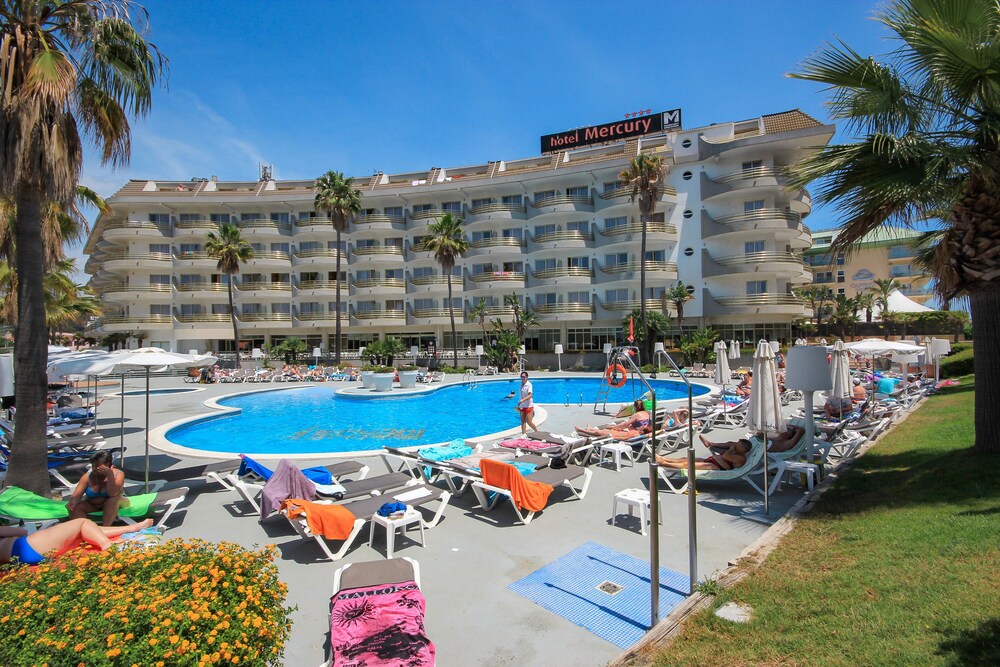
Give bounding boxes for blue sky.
[77,0,891,264]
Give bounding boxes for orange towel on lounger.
[480,458,553,512]
[281,499,356,540]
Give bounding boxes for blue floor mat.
[508,541,690,649]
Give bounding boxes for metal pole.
[648,381,659,627]
[119,374,125,463]
[144,367,150,493]
[763,426,769,516]
[686,374,697,592]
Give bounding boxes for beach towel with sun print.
[330,579,434,667]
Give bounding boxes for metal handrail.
[711,166,785,184]
[101,315,173,324]
[353,246,404,256]
[355,214,405,225]
[598,185,678,200]
[174,219,218,230]
[175,283,227,292]
[600,221,677,237]
[293,249,340,259]
[469,272,525,282]
[715,209,801,225]
[600,261,677,275]
[353,278,405,289]
[295,312,344,321]
[235,281,292,292]
[102,284,172,293]
[237,313,292,322]
[295,280,341,290]
[531,230,593,243]
[410,275,450,286]
[103,252,172,262]
[469,237,525,249]
[352,310,405,319]
[238,220,291,231]
[714,294,805,306]
[714,252,805,267]
[176,314,231,324]
[409,208,451,221]
[246,251,291,260]
[469,202,527,215]
[173,251,213,260]
[412,308,454,318]
[531,267,591,279]
[533,303,591,314]
[105,221,163,231]
[600,299,661,311]
[530,194,593,208]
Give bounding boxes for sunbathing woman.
[0,518,154,565]
[67,451,125,526]
[577,400,652,439]
[736,371,753,397]
[657,438,751,470]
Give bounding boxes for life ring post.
[605,363,628,388]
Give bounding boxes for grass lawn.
[653,378,1000,667]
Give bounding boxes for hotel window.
[241,213,263,221]
[412,203,432,213]
[645,287,665,299]
[441,201,461,214]
[150,274,171,285]
[648,212,665,223]
[745,240,765,255]
[741,160,763,174]
[299,272,319,282]
[386,238,403,248]
[508,294,525,308]
[242,273,263,285]
[299,302,321,315]
[149,243,169,255]
[472,263,494,276]
[386,300,404,312]
[481,296,500,308]
[501,194,523,206]
[178,213,201,222]
[837,270,845,283]
[148,213,169,225]
[242,303,263,315]
[179,243,201,255]
[838,288,846,295]
[645,249,665,262]
[250,243,265,253]
[150,304,170,316]
[604,253,628,268]
[385,268,403,280]
[356,270,376,282]
[413,298,435,311]
[384,206,403,218]
[746,280,767,295]
[328,240,345,251]
[180,304,203,316]
[362,209,377,218]
[356,239,377,249]
[605,289,629,304]
[270,273,289,283]
[502,228,523,240]
[270,243,289,254]
[533,189,555,202]
[603,181,623,193]
[568,256,589,269]
[535,258,557,272]
[271,303,291,314]
[211,274,230,284]
[270,212,290,223]
[568,291,589,304]
[298,241,321,252]
[211,304,230,315]
[836,252,845,265]
[536,293,558,306]
[604,216,628,230]
[566,186,589,198]
[534,224,556,236]
[445,297,462,309]
[567,326,616,352]
[815,271,834,284]
[329,301,345,313]
[744,200,765,212]
[502,261,523,273]
[210,213,231,224]
[412,267,434,279]
[471,198,492,210]
[298,211,319,220]
[567,220,589,234]
[471,231,495,243]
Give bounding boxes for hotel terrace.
[84,109,834,357]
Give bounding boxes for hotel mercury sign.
[540,109,682,153]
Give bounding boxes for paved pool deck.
[90,371,810,667]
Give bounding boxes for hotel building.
[84,109,834,358]
[803,226,934,305]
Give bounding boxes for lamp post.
[411,345,420,367]
[651,342,665,378]
[785,346,832,460]
[251,348,263,370]
[475,344,484,370]
[931,338,951,384]
[554,344,563,372]
[313,347,322,367]
[518,345,526,373]
[603,342,613,370]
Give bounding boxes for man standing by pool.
[518,371,537,435]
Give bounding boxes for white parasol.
[746,340,785,515]
[728,340,740,360]
[829,340,853,419]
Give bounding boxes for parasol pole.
[144,367,150,493]
[119,373,126,464]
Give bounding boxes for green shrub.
[949,342,972,355]
[0,539,293,666]
[940,348,974,378]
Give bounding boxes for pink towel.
[497,438,551,451]
[330,580,435,667]
[260,459,315,520]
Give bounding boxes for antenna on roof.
[259,163,273,181]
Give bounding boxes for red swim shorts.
[520,407,534,415]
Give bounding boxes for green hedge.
[940,348,974,378]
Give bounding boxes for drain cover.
[596,580,624,596]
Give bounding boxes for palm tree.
[426,213,468,367]
[787,0,1000,453]
[829,294,860,339]
[869,278,902,338]
[469,297,489,345]
[313,171,361,364]
[795,285,834,329]
[855,292,876,324]
[504,292,538,342]
[664,281,693,340]
[1,0,163,494]
[205,223,254,354]
[619,154,667,357]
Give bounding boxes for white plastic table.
[598,441,636,472]
[611,488,661,536]
[369,506,425,558]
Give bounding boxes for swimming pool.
[114,387,204,397]
[164,377,709,456]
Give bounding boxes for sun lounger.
[226,456,371,514]
[657,438,773,496]
[322,557,434,667]
[0,484,188,530]
[121,458,244,491]
[282,482,451,561]
[464,458,593,525]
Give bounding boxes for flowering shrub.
[0,539,293,666]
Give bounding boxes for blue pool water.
[166,378,708,456]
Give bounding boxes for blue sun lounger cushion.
[416,438,472,478]
[238,455,335,486]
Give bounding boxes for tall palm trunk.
[970,290,1000,454]
[227,274,238,356]
[447,273,457,368]
[6,190,52,494]
[676,303,685,338]
[334,229,343,364]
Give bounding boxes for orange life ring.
[605,364,628,388]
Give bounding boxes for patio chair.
[0,484,188,530]
[226,455,370,513]
[322,557,434,667]
[466,457,593,525]
[281,482,451,561]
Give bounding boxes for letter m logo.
[662,109,682,129]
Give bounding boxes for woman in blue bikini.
[67,451,125,526]
[0,518,154,566]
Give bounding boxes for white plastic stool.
[782,460,818,491]
[599,442,636,472]
[369,506,425,558]
[611,488,661,536]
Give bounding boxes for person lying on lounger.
[577,400,652,438]
[657,438,751,470]
[764,425,805,453]
[0,518,154,566]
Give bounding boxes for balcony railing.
[237,313,292,322]
[600,261,677,275]
[102,252,172,262]
[294,217,334,227]
[410,208,451,221]
[467,306,514,317]
[236,281,292,292]
[353,278,405,289]
[469,202,527,216]
[531,267,591,279]
[598,185,677,200]
[714,294,805,307]
[715,209,801,225]
[600,221,677,237]
[469,272,525,283]
[238,219,291,231]
[355,214,405,225]
[410,242,432,253]
[353,309,405,319]
[714,252,805,267]
[175,283,228,293]
[176,314,231,324]
[412,308,454,318]
[102,284,172,294]
[246,251,291,261]
[530,194,594,208]
[295,280,342,290]
[105,221,164,231]
[173,251,213,261]
[293,249,340,260]
[469,237,525,249]
[296,312,343,321]
[101,315,173,325]
[174,219,218,230]
[711,166,785,184]
[534,303,592,314]
[353,245,404,256]
[410,275,451,286]
[531,230,593,243]
[600,299,661,312]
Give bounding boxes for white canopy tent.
[872,289,934,317]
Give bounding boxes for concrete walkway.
[87,371,809,667]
